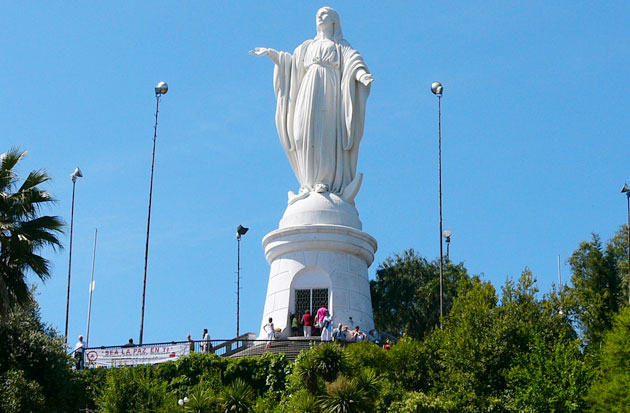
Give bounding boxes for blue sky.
[2,2,628,346]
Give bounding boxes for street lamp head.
[431,81,443,96]
[155,81,168,96]
[70,167,83,182]
[236,225,249,239]
[442,229,452,242]
[621,183,630,194]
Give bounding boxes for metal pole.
[557,254,562,288]
[140,94,161,345]
[85,228,98,348]
[64,179,77,345]
[438,94,444,329]
[237,236,241,337]
[626,193,630,304]
[445,239,450,262]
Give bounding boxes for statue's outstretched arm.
[249,47,280,65]
[355,68,373,86]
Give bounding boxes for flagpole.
[85,228,98,348]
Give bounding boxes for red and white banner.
[85,343,190,368]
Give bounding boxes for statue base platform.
[258,223,377,339]
[280,191,362,230]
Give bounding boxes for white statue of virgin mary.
[251,7,373,204]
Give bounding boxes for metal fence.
[81,333,391,367]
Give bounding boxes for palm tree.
[218,379,255,413]
[0,148,64,315]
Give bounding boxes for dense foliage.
[0,297,83,412]
[370,249,470,339]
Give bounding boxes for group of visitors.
[289,307,384,345]
[290,307,334,338]
[331,324,368,343]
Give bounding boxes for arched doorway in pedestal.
[290,267,331,320]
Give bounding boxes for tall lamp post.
[236,225,249,337]
[622,183,630,304]
[431,81,444,328]
[64,167,83,345]
[139,81,168,345]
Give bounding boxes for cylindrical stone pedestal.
[258,224,377,338]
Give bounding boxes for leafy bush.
[0,298,83,411]
[224,353,289,397]
[390,391,456,413]
[310,342,348,382]
[319,375,371,413]
[0,369,46,412]
[158,352,228,393]
[291,350,322,394]
[345,340,388,372]
[96,365,176,412]
[183,386,219,413]
[278,389,320,412]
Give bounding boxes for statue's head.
[315,6,344,42]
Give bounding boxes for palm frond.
[0,148,27,192]
[0,147,64,315]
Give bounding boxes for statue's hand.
[249,47,269,56]
[358,72,374,86]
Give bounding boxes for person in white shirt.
[263,318,275,349]
[320,311,333,341]
[201,328,211,353]
[74,335,85,370]
[351,326,366,342]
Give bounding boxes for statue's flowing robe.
[273,38,371,195]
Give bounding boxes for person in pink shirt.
[302,310,313,337]
[316,306,328,327]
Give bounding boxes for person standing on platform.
[315,306,328,336]
[321,311,333,341]
[302,310,313,337]
[291,314,299,336]
[263,318,275,350]
[187,334,195,352]
[332,323,344,342]
[74,335,85,370]
[201,328,211,353]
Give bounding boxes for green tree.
[370,249,470,339]
[427,276,503,410]
[607,224,629,304]
[0,148,64,315]
[0,295,82,412]
[426,271,587,411]
[568,233,625,350]
[507,335,590,412]
[587,306,630,411]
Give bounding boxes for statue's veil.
[314,7,345,43]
